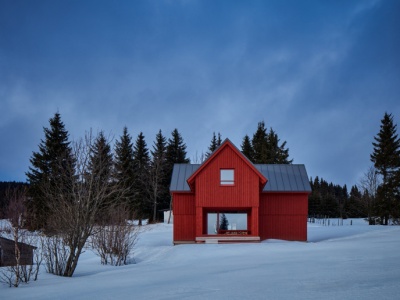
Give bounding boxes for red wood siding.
[173,193,196,242]
[195,146,260,208]
[193,146,262,237]
[259,193,308,241]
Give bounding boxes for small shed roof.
[170,163,311,193]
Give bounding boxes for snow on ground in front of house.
[1,219,400,299]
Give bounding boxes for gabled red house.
[170,139,311,244]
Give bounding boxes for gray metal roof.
[255,164,311,192]
[169,164,200,192]
[170,163,311,193]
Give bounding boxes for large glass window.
[206,212,247,235]
[220,169,234,185]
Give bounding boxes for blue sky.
[1,0,399,187]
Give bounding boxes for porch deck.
[195,236,260,244]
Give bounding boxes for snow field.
[1,219,400,299]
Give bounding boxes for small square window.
[220,169,234,185]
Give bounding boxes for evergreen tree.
[252,121,268,164]
[347,185,364,218]
[149,130,168,222]
[217,132,222,146]
[88,131,114,221]
[219,213,229,231]
[165,129,190,212]
[251,121,292,164]
[206,132,222,158]
[114,127,135,210]
[166,129,190,165]
[371,113,400,181]
[370,112,400,225]
[241,135,254,162]
[132,132,150,225]
[266,129,293,164]
[26,112,75,230]
[89,131,113,185]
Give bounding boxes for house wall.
[259,193,308,241]
[0,239,35,266]
[193,146,261,237]
[172,193,196,243]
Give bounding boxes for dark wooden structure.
[170,139,311,244]
[0,237,37,267]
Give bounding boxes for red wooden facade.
[170,139,310,244]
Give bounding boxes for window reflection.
[207,212,247,235]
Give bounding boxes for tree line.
[308,112,400,225]
[2,113,399,226]
[308,177,368,219]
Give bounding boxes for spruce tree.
[165,129,190,212]
[132,132,150,225]
[89,131,113,185]
[166,129,190,165]
[26,112,75,230]
[149,130,168,221]
[370,112,400,225]
[114,127,135,210]
[219,213,229,231]
[241,135,254,162]
[371,113,400,181]
[252,121,268,164]
[347,185,364,218]
[217,132,222,146]
[88,131,114,221]
[251,121,292,164]
[266,129,292,164]
[206,132,222,158]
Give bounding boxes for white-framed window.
[220,169,234,185]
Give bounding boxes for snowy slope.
[2,220,400,299]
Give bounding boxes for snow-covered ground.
[2,219,400,299]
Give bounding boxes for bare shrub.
[41,234,70,276]
[40,132,129,277]
[91,205,139,266]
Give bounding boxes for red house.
[170,139,311,244]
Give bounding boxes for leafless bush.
[41,234,70,276]
[40,132,129,277]
[91,205,139,266]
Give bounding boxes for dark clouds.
[1,0,399,186]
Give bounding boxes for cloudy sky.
[1,0,399,187]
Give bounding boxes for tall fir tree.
[241,135,254,162]
[251,121,292,164]
[266,129,292,164]
[26,112,75,230]
[206,132,222,158]
[370,112,400,225]
[166,129,190,165]
[149,130,168,222]
[114,127,135,210]
[347,185,364,218]
[88,131,114,221]
[252,121,268,164]
[371,113,400,181]
[165,129,190,211]
[217,132,222,146]
[219,213,229,231]
[132,132,150,225]
[89,131,113,185]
